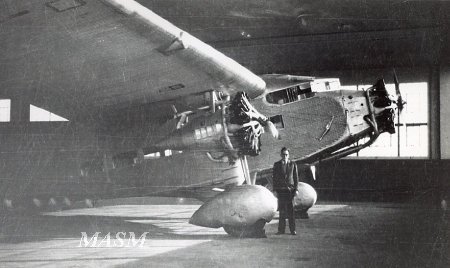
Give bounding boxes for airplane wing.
[102,0,266,98]
[0,0,265,119]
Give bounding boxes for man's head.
[280,147,289,162]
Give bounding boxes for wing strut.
[240,156,253,185]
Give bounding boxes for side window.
[30,105,68,122]
[0,99,11,122]
[195,129,201,139]
[0,101,69,122]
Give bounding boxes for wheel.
[223,219,267,238]
[223,225,244,237]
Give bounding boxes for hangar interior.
[0,0,449,267]
[0,0,448,201]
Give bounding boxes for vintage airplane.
[0,0,404,236]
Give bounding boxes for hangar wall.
[311,159,448,203]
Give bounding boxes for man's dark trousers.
[277,190,295,233]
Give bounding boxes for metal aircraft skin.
[0,0,401,235]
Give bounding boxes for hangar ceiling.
[1,0,447,75]
[143,0,449,72]
[146,0,445,40]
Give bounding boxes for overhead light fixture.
[240,31,251,38]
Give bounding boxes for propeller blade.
[393,69,400,95]
[393,69,406,112]
[265,121,280,140]
[393,69,407,136]
[310,165,316,181]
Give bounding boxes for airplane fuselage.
[1,76,392,205]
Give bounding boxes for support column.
[10,95,29,122]
[439,66,450,159]
[429,66,441,159]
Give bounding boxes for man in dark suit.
[272,147,299,235]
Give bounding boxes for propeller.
[264,120,279,140]
[393,69,406,112]
[393,69,407,137]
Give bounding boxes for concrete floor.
[0,199,448,268]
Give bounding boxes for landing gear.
[223,219,267,238]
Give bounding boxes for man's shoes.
[276,232,284,235]
[290,231,297,235]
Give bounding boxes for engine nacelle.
[189,185,277,228]
[155,93,271,162]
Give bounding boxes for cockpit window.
[266,85,315,104]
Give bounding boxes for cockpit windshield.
[266,85,315,105]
